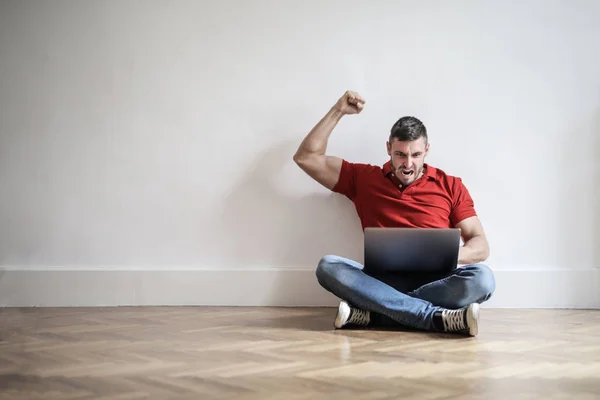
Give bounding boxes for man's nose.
[402,156,413,168]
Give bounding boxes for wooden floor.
[0,307,599,399]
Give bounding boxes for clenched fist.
[333,90,365,115]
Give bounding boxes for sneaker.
[439,303,480,336]
[334,301,370,329]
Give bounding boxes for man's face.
[386,137,430,186]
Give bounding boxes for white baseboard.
[0,267,598,308]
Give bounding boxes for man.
[293,90,495,336]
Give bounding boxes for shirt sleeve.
[331,159,368,202]
[450,177,478,226]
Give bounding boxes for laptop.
[363,227,461,273]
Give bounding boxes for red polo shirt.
[332,159,477,230]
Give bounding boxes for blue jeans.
[316,255,496,331]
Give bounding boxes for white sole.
[467,303,480,336]
[334,301,350,329]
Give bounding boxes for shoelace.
[442,309,467,331]
[348,308,370,326]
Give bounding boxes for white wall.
[1,0,599,307]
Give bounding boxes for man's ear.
[425,142,430,156]
[386,141,391,156]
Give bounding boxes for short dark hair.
[390,116,427,144]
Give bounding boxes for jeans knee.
[316,255,364,292]
[467,263,496,301]
[315,255,340,288]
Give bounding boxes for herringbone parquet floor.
[0,307,598,399]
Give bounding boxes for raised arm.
[293,90,365,190]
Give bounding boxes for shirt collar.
[383,161,437,181]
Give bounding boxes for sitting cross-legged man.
[293,90,496,336]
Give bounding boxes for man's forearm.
[458,235,490,265]
[294,107,344,160]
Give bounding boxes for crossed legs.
[315,255,496,333]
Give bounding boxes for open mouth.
[400,170,414,177]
